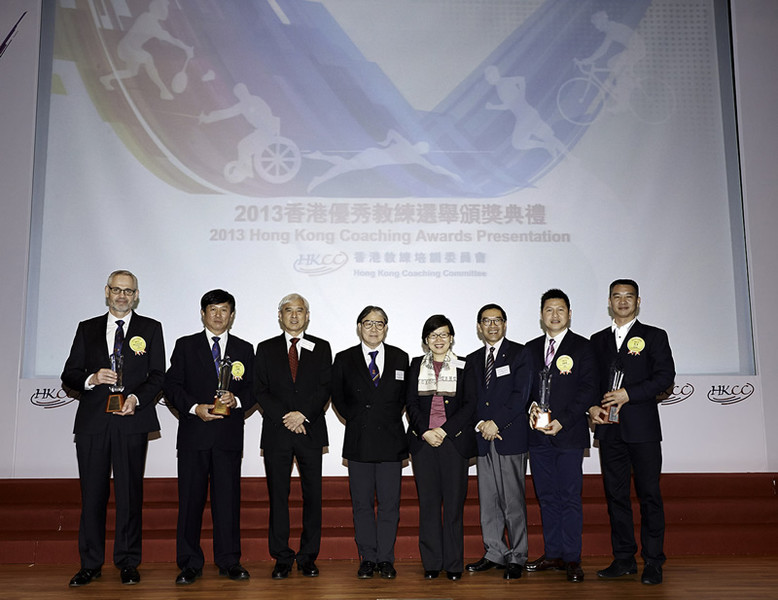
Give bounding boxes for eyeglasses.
[361,320,386,330]
[427,332,451,341]
[109,287,136,296]
[480,318,504,326]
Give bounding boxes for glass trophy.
[106,351,125,413]
[607,364,624,423]
[210,356,233,416]
[535,367,552,429]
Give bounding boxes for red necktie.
[289,337,299,382]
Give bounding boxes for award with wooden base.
[209,356,233,417]
[106,352,125,413]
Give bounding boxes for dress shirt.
[611,318,637,351]
[361,342,385,374]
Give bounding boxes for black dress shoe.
[219,563,250,580]
[424,569,440,579]
[597,558,638,578]
[641,563,663,585]
[377,561,396,579]
[357,560,376,578]
[298,560,319,577]
[120,566,140,585]
[446,571,462,580]
[525,555,565,572]
[566,562,585,582]
[503,562,523,580]
[272,562,292,579]
[175,567,202,585]
[465,557,505,572]
[69,568,101,587]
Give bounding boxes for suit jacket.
[526,331,597,449]
[406,355,476,459]
[163,331,256,451]
[591,320,675,444]
[61,312,164,435]
[331,343,409,462]
[254,332,331,450]
[464,339,532,456]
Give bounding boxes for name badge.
[395,370,405,381]
[453,359,466,369]
[495,365,511,377]
[299,338,316,352]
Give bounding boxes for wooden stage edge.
[1,557,777,600]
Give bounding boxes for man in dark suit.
[524,289,597,583]
[163,289,255,585]
[254,293,332,579]
[61,270,165,587]
[464,304,533,580]
[331,306,409,580]
[589,279,675,586]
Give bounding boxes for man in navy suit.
[524,289,597,583]
[254,293,332,579]
[589,279,675,586]
[61,270,165,587]
[464,304,533,580]
[163,289,255,585]
[331,306,409,580]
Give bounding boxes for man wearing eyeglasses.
[464,304,533,581]
[61,270,165,587]
[331,306,409,580]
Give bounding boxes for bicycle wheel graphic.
[557,77,607,125]
[254,136,301,184]
[629,77,676,124]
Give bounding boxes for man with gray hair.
[254,293,332,580]
[62,270,165,587]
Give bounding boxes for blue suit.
[464,339,533,565]
[526,330,597,563]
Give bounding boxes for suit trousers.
[75,422,148,569]
[347,460,402,564]
[476,442,528,565]
[599,433,665,566]
[263,440,323,565]
[529,444,584,562]
[176,446,242,570]
[411,439,469,573]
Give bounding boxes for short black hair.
[421,314,455,343]
[477,303,507,322]
[356,305,388,325]
[541,289,570,310]
[200,289,235,312]
[609,279,639,297]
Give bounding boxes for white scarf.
[417,349,458,397]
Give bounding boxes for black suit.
[254,332,332,565]
[406,355,476,573]
[526,330,597,563]
[331,343,409,564]
[464,339,533,566]
[61,312,164,570]
[591,320,675,566]
[163,330,255,570]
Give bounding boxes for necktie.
[289,337,299,382]
[368,350,380,387]
[545,338,556,367]
[485,346,495,389]
[114,320,125,356]
[212,336,221,375]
